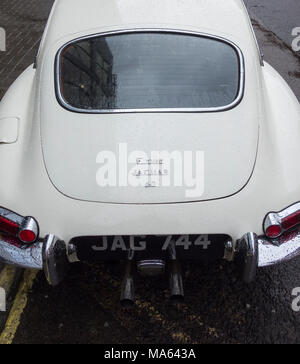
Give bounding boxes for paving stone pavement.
[0,0,54,323]
[0,0,54,99]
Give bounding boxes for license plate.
[71,234,229,263]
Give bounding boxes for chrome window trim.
[55,29,245,114]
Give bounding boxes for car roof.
[41,0,255,49]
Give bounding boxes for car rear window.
[56,31,243,112]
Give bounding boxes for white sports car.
[0,0,300,304]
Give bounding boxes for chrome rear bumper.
[0,234,68,286]
[0,237,43,270]
[258,229,300,267]
[237,228,300,283]
[0,228,300,286]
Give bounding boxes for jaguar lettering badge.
[96,143,205,198]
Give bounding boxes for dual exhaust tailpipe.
[120,245,184,307]
[120,251,135,308]
[168,259,184,304]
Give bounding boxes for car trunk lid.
[40,108,259,204]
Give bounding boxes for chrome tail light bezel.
[263,202,300,239]
[0,206,39,244]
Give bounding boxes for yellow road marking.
[0,265,18,293]
[0,269,37,345]
[87,264,224,342]
[85,265,197,344]
[177,303,221,339]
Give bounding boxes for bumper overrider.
[0,203,300,286]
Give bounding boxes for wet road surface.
[0,0,300,344]
[12,260,300,344]
[244,0,299,46]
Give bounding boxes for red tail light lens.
[281,211,300,230]
[264,203,300,239]
[19,230,36,243]
[0,216,19,236]
[266,224,282,238]
[0,207,39,244]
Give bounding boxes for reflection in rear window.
[57,32,242,111]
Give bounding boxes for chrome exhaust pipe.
[169,260,184,304]
[168,242,184,304]
[120,250,135,308]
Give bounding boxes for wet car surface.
[0,0,300,344]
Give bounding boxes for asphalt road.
[244,0,300,46]
[244,0,300,100]
[0,0,300,344]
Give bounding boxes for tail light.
[0,207,39,244]
[19,229,37,243]
[264,202,300,239]
[265,224,282,238]
[281,211,300,230]
[0,216,19,236]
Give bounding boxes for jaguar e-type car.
[0,0,300,304]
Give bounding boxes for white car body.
[0,0,300,291]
